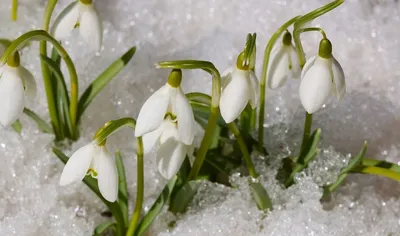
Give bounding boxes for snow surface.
[0,0,400,235]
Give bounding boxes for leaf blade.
[78,46,136,119]
[134,176,177,236]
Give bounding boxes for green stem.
[228,122,258,178]
[93,117,143,236]
[293,0,344,67]
[300,27,327,39]
[126,137,144,236]
[11,0,18,21]
[40,0,60,139]
[298,112,313,159]
[188,106,219,180]
[1,29,79,138]
[258,16,301,152]
[156,60,222,180]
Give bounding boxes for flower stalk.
[156,60,221,181]
[258,16,301,151]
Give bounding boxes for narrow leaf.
[23,108,53,134]
[78,46,136,119]
[300,128,321,165]
[249,181,272,210]
[11,119,22,133]
[93,221,116,236]
[169,181,200,213]
[341,141,367,174]
[134,176,177,236]
[115,151,128,225]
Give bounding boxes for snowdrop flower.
[135,69,195,145]
[59,142,118,202]
[0,52,36,126]
[299,38,345,113]
[268,31,301,89]
[142,119,203,179]
[220,61,259,123]
[51,0,102,51]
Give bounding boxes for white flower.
[51,0,102,51]
[299,53,345,114]
[219,65,259,123]
[267,33,300,89]
[59,142,118,202]
[0,63,36,126]
[142,119,204,179]
[135,81,195,146]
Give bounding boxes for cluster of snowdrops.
[2,0,399,235]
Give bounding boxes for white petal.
[135,85,169,137]
[219,68,251,123]
[221,67,233,89]
[331,57,346,100]
[97,147,118,202]
[301,56,316,80]
[248,71,259,108]
[51,2,80,40]
[267,45,289,89]
[299,57,333,114]
[0,66,25,126]
[59,143,97,186]
[174,88,195,145]
[157,138,187,179]
[79,4,103,51]
[289,44,301,79]
[142,125,163,154]
[18,66,37,98]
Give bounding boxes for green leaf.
[78,46,136,120]
[40,55,72,132]
[93,221,116,236]
[134,176,177,236]
[284,129,321,187]
[115,151,129,226]
[323,141,368,196]
[249,181,272,210]
[52,148,126,231]
[341,141,367,174]
[298,128,321,165]
[23,108,53,134]
[169,181,200,213]
[11,120,22,134]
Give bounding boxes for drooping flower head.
[219,53,259,123]
[0,52,36,126]
[59,142,118,202]
[268,31,301,89]
[135,69,196,179]
[299,38,345,113]
[51,0,102,51]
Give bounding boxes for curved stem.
[126,137,144,236]
[156,60,222,180]
[228,122,258,178]
[300,27,327,39]
[258,16,301,151]
[93,117,145,236]
[11,0,18,21]
[40,0,61,138]
[293,0,344,67]
[1,30,79,137]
